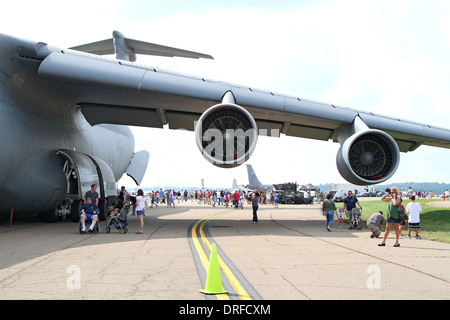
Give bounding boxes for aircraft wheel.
[39,208,62,223]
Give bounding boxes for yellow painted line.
[191,219,210,268]
[192,210,252,300]
[192,212,229,300]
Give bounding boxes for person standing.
[407,186,413,197]
[251,192,260,223]
[379,187,402,247]
[273,192,279,208]
[225,192,230,207]
[119,186,129,205]
[405,195,422,239]
[85,184,99,206]
[167,189,175,208]
[129,193,136,215]
[159,189,164,204]
[212,191,217,207]
[135,189,147,234]
[304,191,310,204]
[343,190,362,222]
[233,190,240,209]
[155,190,160,205]
[239,191,245,209]
[322,193,337,231]
[336,208,345,229]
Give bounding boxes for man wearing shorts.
[343,191,362,220]
[406,195,422,239]
[80,197,99,233]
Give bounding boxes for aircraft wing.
[38,49,450,148]
[36,43,450,185]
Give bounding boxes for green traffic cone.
[200,243,228,295]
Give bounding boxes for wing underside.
[37,50,450,153]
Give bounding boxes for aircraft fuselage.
[0,34,135,218]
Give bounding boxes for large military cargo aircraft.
[1,31,450,221]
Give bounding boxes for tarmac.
[428,199,450,208]
[0,200,449,301]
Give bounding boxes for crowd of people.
[112,184,429,244]
[400,187,450,200]
[118,188,280,209]
[80,182,429,246]
[322,186,424,247]
[115,187,283,232]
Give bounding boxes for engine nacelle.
[336,129,400,185]
[195,93,258,168]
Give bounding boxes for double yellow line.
[191,210,252,300]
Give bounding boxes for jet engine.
[195,92,258,168]
[336,128,400,185]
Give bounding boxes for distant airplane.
[231,178,251,192]
[231,179,241,190]
[1,30,450,221]
[246,165,275,191]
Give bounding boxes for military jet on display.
[230,178,252,193]
[1,31,450,221]
[231,179,243,190]
[245,165,275,191]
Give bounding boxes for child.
[239,193,245,209]
[150,192,158,208]
[337,208,345,229]
[405,195,422,239]
[225,192,230,207]
[212,192,217,207]
[349,207,362,229]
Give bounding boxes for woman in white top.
[135,189,147,234]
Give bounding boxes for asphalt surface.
[0,201,449,300]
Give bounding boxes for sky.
[2,0,450,189]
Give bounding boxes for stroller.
[348,207,362,230]
[103,204,130,234]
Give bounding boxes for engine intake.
[195,93,258,168]
[336,130,400,185]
